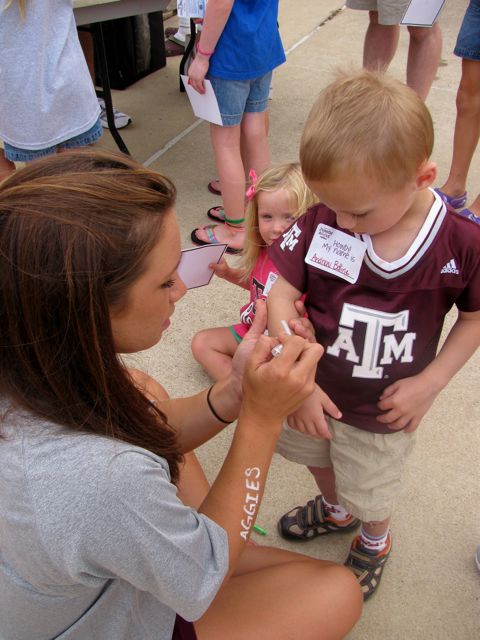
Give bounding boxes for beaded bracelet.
[206,385,231,424]
[195,41,215,57]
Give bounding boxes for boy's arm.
[268,276,341,439]
[266,275,302,337]
[377,310,480,432]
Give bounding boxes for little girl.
[0,0,102,178]
[191,163,318,379]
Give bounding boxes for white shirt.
[0,0,100,149]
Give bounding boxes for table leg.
[91,23,130,155]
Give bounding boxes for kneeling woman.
[0,151,362,640]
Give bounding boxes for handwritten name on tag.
[305,224,366,284]
[262,271,278,296]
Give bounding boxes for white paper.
[181,75,223,125]
[177,243,227,289]
[177,0,206,19]
[400,0,445,26]
[304,224,366,284]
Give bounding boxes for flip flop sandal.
[458,208,480,225]
[191,224,243,255]
[207,206,226,223]
[208,180,222,196]
[434,188,467,210]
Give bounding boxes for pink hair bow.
[245,169,258,201]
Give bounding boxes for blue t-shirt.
[208,0,286,80]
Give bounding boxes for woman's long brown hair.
[0,150,183,482]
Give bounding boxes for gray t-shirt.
[0,0,100,149]
[0,407,228,639]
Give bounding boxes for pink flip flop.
[190,224,242,255]
[208,180,222,196]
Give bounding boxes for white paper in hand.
[181,75,223,125]
[400,0,445,26]
[177,244,228,290]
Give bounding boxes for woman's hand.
[242,331,323,425]
[230,300,268,395]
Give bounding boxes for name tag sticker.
[305,224,366,283]
[262,271,278,297]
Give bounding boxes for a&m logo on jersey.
[326,303,416,379]
[280,223,302,252]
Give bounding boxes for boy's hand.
[289,300,317,343]
[376,373,441,432]
[287,384,342,440]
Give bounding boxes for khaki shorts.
[346,0,410,25]
[276,418,416,522]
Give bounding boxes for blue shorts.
[455,0,480,60]
[208,71,272,127]
[3,118,103,162]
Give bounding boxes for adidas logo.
[440,259,459,275]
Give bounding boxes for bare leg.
[441,59,480,198]
[240,110,271,177]
[363,11,399,72]
[406,23,442,100]
[0,149,15,181]
[195,545,362,640]
[191,327,239,381]
[362,517,390,538]
[308,465,338,504]
[194,124,245,250]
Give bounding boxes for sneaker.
[476,547,480,572]
[98,98,132,130]
[434,188,467,210]
[345,533,392,601]
[278,494,360,541]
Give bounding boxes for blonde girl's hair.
[239,163,318,278]
[4,0,27,18]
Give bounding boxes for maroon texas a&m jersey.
[268,190,480,433]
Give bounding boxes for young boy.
[267,70,480,600]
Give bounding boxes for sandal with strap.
[207,206,226,223]
[208,180,222,196]
[458,207,480,225]
[190,222,244,255]
[345,533,392,601]
[434,188,467,210]
[278,494,360,541]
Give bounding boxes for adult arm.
[377,309,480,431]
[188,0,234,94]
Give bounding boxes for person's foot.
[208,179,222,196]
[98,98,132,130]
[278,494,360,541]
[435,187,467,210]
[191,223,245,254]
[165,38,185,57]
[345,533,392,601]
[475,547,480,572]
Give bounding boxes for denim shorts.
[3,118,103,162]
[208,71,272,127]
[346,0,410,25]
[454,0,480,61]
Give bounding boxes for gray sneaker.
[98,98,132,130]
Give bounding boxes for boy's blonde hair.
[300,69,434,189]
[239,163,318,277]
